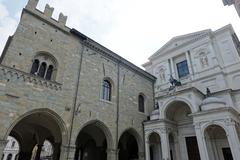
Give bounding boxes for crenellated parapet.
[25,0,69,32]
[0,65,62,91]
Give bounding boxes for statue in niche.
[159,68,166,83]
[199,52,209,68]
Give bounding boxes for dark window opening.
[102,80,111,101]
[30,59,39,74]
[138,95,145,113]
[38,62,47,78]
[11,141,15,148]
[45,65,54,80]
[222,148,233,160]
[177,60,189,78]
[6,154,12,160]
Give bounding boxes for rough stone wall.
[0,1,155,159]
[0,6,81,141]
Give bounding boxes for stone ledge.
[0,65,62,91]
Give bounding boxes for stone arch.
[75,120,114,149]
[146,131,160,142]
[34,51,58,68]
[119,128,143,150]
[31,51,59,80]
[148,132,162,160]
[118,128,143,160]
[4,108,68,145]
[201,121,229,136]
[203,123,233,160]
[160,97,195,119]
[3,108,68,160]
[74,120,114,160]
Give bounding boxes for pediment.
[149,29,211,60]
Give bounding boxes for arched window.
[45,65,54,80]
[6,154,12,160]
[30,53,57,81]
[38,62,47,78]
[11,141,15,148]
[138,95,145,113]
[102,80,111,101]
[30,59,39,74]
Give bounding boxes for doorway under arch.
[204,125,233,160]
[74,121,113,160]
[149,132,162,160]
[118,129,140,160]
[165,100,200,160]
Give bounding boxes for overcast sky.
[0,0,240,68]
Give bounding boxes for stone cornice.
[155,84,205,99]
[149,32,211,60]
[0,65,62,91]
[191,107,240,117]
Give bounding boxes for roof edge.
[70,28,156,81]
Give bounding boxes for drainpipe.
[67,41,85,159]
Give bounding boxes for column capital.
[224,118,237,126]
[159,127,172,134]
[61,145,76,152]
[194,122,201,130]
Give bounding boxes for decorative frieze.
[0,65,62,91]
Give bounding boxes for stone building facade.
[0,0,155,160]
[2,136,19,160]
[143,24,240,160]
[223,0,240,17]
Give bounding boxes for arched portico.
[160,97,196,119]
[118,128,143,160]
[204,124,233,160]
[3,108,68,160]
[74,120,114,160]
[164,100,200,160]
[148,132,162,160]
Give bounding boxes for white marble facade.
[2,137,19,160]
[143,24,240,160]
[223,0,240,17]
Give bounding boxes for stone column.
[185,51,193,77]
[107,148,117,160]
[145,138,150,160]
[35,144,43,160]
[170,58,176,78]
[0,140,7,160]
[62,145,76,160]
[138,152,144,160]
[225,120,240,160]
[194,123,210,160]
[53,143,61,160]
[159,128,170,160]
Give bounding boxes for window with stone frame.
[176,60,189,78]
[30,53,57,81]
[102,79,112,101]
